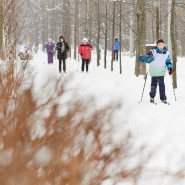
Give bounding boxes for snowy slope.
[30,51,185,185]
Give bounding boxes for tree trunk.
[129,8,134,57]
[111,1,116,71]
[96,0,100,66]
[119,2,122,74]
[104,0,108,69]
[151,15,155,43]
[74,0,79,60]
[155,0,160,40]
[0,0,3,51]
[168,0,172,59]
[88,1,93,44]
[85,0,88,36]
[40,0,45,51]
[171,0,177,88]
[135,0,146,76]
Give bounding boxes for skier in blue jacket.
[114,38,120,61]
[138,39,173,104]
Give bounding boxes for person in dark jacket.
[45,38,55,64]
[55,36,70,73]
[78,38,92,72]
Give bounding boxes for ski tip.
[138,101,157,105]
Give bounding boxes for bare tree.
[73,0,79,60]
[155,0,160,39]
[135,0,146,76]
[168,0,172,58]
[0,0,3,51]
[111,1,116,71]
[171,0,177,88]
[129,6,135,57]
[119,1,122,74]
[104,0,108,69]
[96,0,100,66]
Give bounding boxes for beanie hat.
[83,38,88,42]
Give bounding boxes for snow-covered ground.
[30,51,185,185]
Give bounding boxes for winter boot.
[150,97,155,103]
[161,99,168,104]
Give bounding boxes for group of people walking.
[45,36,69,73]
[45,36,121,73]
[45,36,93,73]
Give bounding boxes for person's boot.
[150,97,154,103]
[161,99,167,104]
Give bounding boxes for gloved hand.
[138,56,144,62]
[168,68,173,75]
[138,55,154,63]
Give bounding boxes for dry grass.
[0,63,149,185]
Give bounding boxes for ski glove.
[168,68,173,75]
[138,55,154,63]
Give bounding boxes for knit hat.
[48,38,52,43]
[83,38,88,42]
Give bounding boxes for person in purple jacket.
[45,38,55,64]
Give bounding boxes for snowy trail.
[31,51,185,184]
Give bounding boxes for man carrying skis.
[138,39,173,104]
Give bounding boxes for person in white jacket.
[138,39,173,104]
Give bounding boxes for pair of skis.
[138,100,170,105]
[139,73,176,105]
[138,101,170,105]
[150,100,170,105]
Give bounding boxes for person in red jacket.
[78,38,92,72]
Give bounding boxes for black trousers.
[59,59,66,73]
[82,59,89,72]
[150,76,166,101]
[114,50,118,61]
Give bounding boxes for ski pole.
[139,72,148,103]
[171,76,177,101]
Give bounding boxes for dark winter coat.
[78,43,92,59]
[55,41,70,60]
